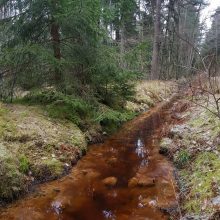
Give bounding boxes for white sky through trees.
[201,0,220,28]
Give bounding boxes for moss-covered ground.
[160,96,220,218]
[0,103,86,202]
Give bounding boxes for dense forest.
[0,0,211,98]
[1,0,220,220]
[0,0,216,129]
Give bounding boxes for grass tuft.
[182,152,220,214]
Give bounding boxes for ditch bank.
[0,80,176,205]
[0,93,182,220]
[159,96,220,220]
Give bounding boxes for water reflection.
[51,201,63,215]
[135,138,147,158]
[135,138,149,168]
[102,210,116,219]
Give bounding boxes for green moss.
[32,158,63,181]
[0,101,89,201]
[0,144,27,200]
[182,152,220,214]
[174,149,190,168]
[0,106,17,138]
[203,111,220,138]
[44,158,63,177]
[210,123,220,138]
[189,109,220,139]
[70,125,87,150]
[19,155,30,174]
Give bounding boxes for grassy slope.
[0,103,86,201]
[126,80,177,112]
[160,97,220,218]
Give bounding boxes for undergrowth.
[15,90,136,132]
[19,155,30,174]
[189,109,220,139]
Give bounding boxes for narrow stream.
[0,97,179,220]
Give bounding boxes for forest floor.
[160,93,220,219]
[0,80,176,204]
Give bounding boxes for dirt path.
[0,95,180,220]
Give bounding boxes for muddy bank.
[0,94,181,220]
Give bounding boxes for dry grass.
[126,80,177,112]
[0,103,87,201]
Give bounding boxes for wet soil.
[0,95,180,220]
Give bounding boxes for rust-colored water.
[0,98,179,220]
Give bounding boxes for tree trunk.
[120,24,125,68]
[50,19,62,83]
[151,0,161,80]
[116,28,120,42]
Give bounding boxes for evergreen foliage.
[0,0,209,126]
[0,0,139,129]
[17,90,136,131]
[0,0,137,94]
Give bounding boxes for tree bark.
[120,24,125,68]
[116,28,120,42]
[51,21,61,60]
[151,0,161,80]
[50,19,62,83]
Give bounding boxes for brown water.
[0,97,179,220]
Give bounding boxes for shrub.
[18,90,93,127]
[19,155,30,174]
[95,105,136,133]
[17,90,136,132]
